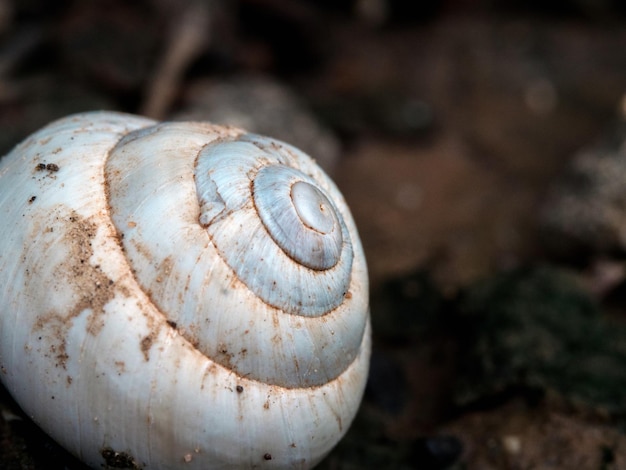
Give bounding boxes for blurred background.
[2,0,626,468]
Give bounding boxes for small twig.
[140,1,211,119]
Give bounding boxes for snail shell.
[0,112,370,469]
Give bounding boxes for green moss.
[455,265,626,412]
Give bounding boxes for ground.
[1,1,626,469]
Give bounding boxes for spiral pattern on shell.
[0,112,370,469]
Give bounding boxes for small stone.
[410,435,463,469]
[542,120,626,255]
[502,435,522,455]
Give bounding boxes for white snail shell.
[0,112,370,469]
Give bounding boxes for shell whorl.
[105,121,368,388]
[254,168,343,271]
[194,135,352,314]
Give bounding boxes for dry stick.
[140,2,211,119]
